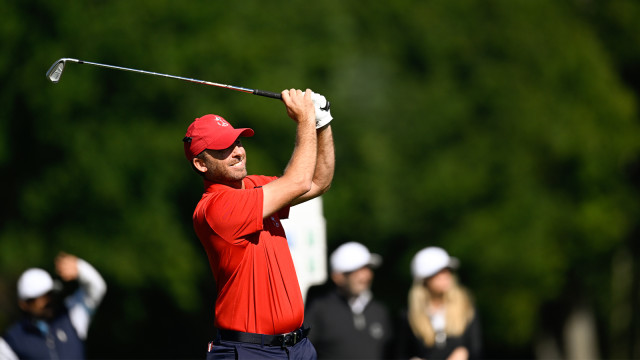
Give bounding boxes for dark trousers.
[206,336,317,360]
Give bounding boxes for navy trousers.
[206,336,317,360]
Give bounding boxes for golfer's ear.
[192,157,208,173]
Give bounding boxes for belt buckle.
[278,331,298,348]
[278,333,290,348]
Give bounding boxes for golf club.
[46,57,285,100]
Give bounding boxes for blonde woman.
[396,247,482,360]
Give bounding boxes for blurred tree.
[571,1,640,358]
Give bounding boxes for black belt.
[218,327,310,347]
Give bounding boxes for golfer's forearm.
[283,120,317,188]
[311,125,334,192]
[289,125,333,205]
[263,120,317,216]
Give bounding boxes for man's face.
[332,266,374,297]
[19,292,54,319]
[199,139,247,186]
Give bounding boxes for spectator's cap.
[330,242,382,273]
[17,268,54,300]
[411,247,459,280]
[183,114,254,160]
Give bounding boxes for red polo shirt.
[192,175,304,335]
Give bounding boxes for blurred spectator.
[395,247,482,360]
[305,242,393,359]
[0,252,107,360]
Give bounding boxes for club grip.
[253,89,282,100]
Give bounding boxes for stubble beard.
[207,159,247,188]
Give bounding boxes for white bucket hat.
[330,242,382,273]
[17,268,54,300]
[411,247,459,280]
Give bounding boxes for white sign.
[282,197,327,303]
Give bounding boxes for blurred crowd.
[0,245,480,360]
[304,243,482,360]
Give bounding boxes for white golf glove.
[311,92,332,129]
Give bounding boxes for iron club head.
[46,58,79,83]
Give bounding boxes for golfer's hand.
[282,88,315,125]
[55,252,79,281]
[311,93,332,129]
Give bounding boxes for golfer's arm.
[291,124,334,206]
[262,117,317,218]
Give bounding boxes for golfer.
[183,89,334,359]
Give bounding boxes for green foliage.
[1,0,639,358]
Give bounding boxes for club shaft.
[66,58,282,99]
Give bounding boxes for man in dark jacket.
[304,242,393,359]
[0,252,107,360]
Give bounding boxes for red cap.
[183,114,254,160]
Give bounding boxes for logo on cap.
[214,116,229,127]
